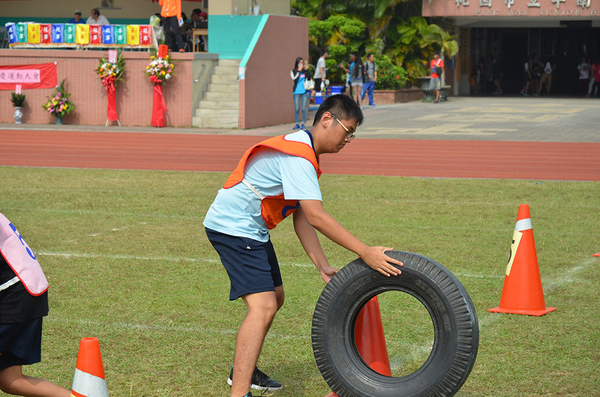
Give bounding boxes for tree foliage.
[292,0,459,86]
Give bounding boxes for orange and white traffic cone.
[71,337,109,397]
[324,297,392,396]
[488,204,556,316]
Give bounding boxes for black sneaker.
[228,366,283,391]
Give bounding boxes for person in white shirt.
[204,94,403,397]
[86,8,110,25]
[314,49,328,94]
[577,57,590,96]
[539,54,555,96]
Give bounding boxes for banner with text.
[0,63,58,91]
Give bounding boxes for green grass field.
[1,166,599,396]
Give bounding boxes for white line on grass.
[41,252,595,342]
[37,251,504,279]
[2,207,202,220]
[44,314,305,341]
[37,251,315,268]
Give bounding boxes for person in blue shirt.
[290,57,312,130]
[204,94,403,397]
[340,53,357,100]
[68,10,85,24]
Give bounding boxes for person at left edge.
[204,94,404,397]
[0,213,70,397]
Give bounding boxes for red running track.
[2,130,599,181]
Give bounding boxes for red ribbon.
[102,76,118,122]
[151,84,169,127]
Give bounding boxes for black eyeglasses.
[331,114,355,141]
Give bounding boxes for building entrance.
[471,26,600,95]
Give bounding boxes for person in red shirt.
[593,61,600,98]
[429,53,444,104]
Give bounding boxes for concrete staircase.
[192,59,239,128]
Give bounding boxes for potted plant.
[42,79,76,124]
[10,92,26,124]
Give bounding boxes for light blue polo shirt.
[203,130,322,242]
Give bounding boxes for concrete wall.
[240,15,308,129]
[0,49,199,127]
[208,15,265,58]
[210,0,290,16]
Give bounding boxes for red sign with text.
[90,25,102,44]
[40,24,52,44]
[0,63,58,90]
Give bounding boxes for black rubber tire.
[312,251,479,397]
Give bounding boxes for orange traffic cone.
[594,252,600,257]
[324,297,392,396]
[71,337,109,397]
[488,204,556,316]
[355,297,392,376]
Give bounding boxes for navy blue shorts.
[0,317,43,370]
[205,228,283,301]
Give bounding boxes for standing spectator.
[0,214,71,397]
[68,10,85,24]
[492,56,503,95]
[520,56,532,96]
[361,53,378,106]
[478,57,487,94]
[531,54,541,96]
[429,52,444,104]
[290,57,311,130]
[314,49,328,96]
[539,54,555,96]
[339,53,356,96]
[159,0,186,52]
[86,8,110,25]
[350,53,364,107]
[589,63,597,97]
[578,57,590,97]
[593,60,600,98]
[339,53,356,97]
[485,55,494,95]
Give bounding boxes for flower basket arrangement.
[96,51,125,87]
[42,79,75,124]
[145,54,174,85]
[146,51,174,127]
[96,51,125,123]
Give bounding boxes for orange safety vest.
[159,0,182,19]
[223,134,322,230]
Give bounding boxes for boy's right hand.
[360,246,403,277]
